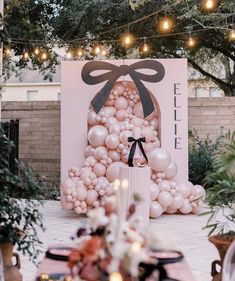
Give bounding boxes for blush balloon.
[165,161,178,180]
[109,124,121,135]
[158,180,171,192]
[158,191,173,208]
[77,188,87,201]
[105,134,120,149]
[87,111,98,125]
[106,162,126,182]
[61,179,76,193]
[108,150,121,162]
[150,181,160,200]
[86,190,98,205]
[166,207,177,214]
[171,193,184,209]
[150,201,163,218]
[114,97,128,110]
[149,148,171,172]
[105,117,118,128]
[191,185,206,198]
[176,182,192,198]
[141,127,155,142]
[115,109,127,121]
[88,125,109,147]
[101,106,116,116]
[85,145,95,157]
[120,131,132,146]
[179,200,193,214]
[131,117,143,128]
[93,163,106,177]
[94,146,108,161]
[149,118,159,130]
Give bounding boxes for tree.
[2,0,235,95]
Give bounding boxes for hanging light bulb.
[77,49,83,57]
[5,48,11,56]
[204,0,215,10]
[41,52,47,60]
[102,49,107,55]
[67,51,72,59]
[122,33,134,47]
[94,45,101,55]
[160,16,172,32]
[229,29,235,41]
[23,52,29,60]
[109,272,123,281]
[187,36,196,48]
[142,43,149,53]
[34,48,40,55]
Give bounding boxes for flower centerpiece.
[68,187,176,281]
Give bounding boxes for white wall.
[2,83,61,101]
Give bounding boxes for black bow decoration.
[81,60,165,118]
[127,137,148,167]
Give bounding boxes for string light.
[77,48,83,57]
[187,36,196,48]
[109,272,123,281]
[122,33,134,47]
[23,51,29,60]
[41,52,47,60]
[229,29,235,41]
[34,48,40,55]
[66,51,72,59]
[203,0,215,10]
[142,43,149,52]
[5,48,11,56]
[94,45,101,55]
[160,16,172,32]
[102,49,107,55]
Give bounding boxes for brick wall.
[2,101,60,185]
[188,97,235,138]
[2,98,235,184]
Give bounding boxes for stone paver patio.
[20,201,218,281]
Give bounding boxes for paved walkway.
[20,201,218,281]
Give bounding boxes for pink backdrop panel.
[61,59,188,183]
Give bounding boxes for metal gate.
[1,119,19,174]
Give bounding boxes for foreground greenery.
[2,0,235,95]
[0,125,45,263]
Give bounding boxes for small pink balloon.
[66,195,73,202]
[150,201,163,218]
[179,200,193,214]
[84,177,92,186]
[191,185,206,198]
[131,117,143,128]
[85,145,95,157]
[115,109,127,121]
[165,161,178,180]
[108,150,121,161]
[88,125,109,147]
[61,179,76,193]
[149,148,171,172]
[120,131,132,145]
[166,207,177,214]
[121,154,128,163]
[114,96,128,110]
[158,180,171,192]
[74,200,81,207]
[101,106,116,117]
[141,127,155,142]
[86,190,98,205]
[87,111,98,126]
[149,118,159,130]
[109,124,121,135]
[171,193,184,209]
[176,182,192,198]
[106,162,126,182]
[192,202,203,214]
[158,191,173,208]
[150,181,160,200]
[68,172,74,178]
[144,143,154,153]
[75,207,82,214]
[105,134,120,149]
[105,99,115,106]
[106,185,115,196]
[93,163,106,177]
[105,116,118,128]
[94,146,108,161]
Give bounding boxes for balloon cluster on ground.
[61,81,205,217]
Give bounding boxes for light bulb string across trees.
[2,0,235,61]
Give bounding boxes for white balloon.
[165,161,178,180]
[171,193,184,209]
[179,200,193,214]
[149,148,171,172]
[150,181,160,200]
[176,182,192,198]
[150,201,163,218]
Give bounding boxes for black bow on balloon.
[81,60,165,118]
[127,137,148,167]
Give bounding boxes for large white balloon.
[158,191,173,208]
[150,181,160,200]
[165,161,178,180]
[149,148,171,172]
[171,193,184,209]
[150,201,163,218]
[88,125,108,147]
[176,182,192,198]
[106,162,126,182]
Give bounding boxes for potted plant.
[0,125,45,281]
[203,131,235,281]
